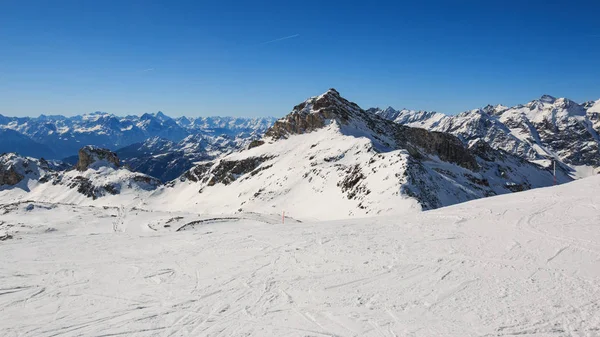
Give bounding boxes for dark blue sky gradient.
[1,0,599,117]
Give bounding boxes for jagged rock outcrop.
[0,153,53,186]
[247,140,264,149]
[0,164,24,186]
[183,156,273,187]
[265,89,357,139]
[76,146,120,171]
[65,176,123,200]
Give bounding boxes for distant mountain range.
[0,112,276,180]
[0,112,276,160]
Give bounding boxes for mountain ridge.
[369,95,600,177]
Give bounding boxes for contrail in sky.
[142,68,155,72]
[259,34,300,45]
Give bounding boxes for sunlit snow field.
[1,177,600,336]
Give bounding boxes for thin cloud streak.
[259,34,300,45]
[142,68,155,72]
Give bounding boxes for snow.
[569,164,600,179]
[1,176,600,336]
[588,99,600,113]
[74,124,105,133]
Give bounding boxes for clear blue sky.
[1,0,599,117]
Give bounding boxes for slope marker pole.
[553,160,556,186]
[282,211,285,224]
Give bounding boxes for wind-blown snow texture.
[1,175,599,336]
[369,95,600,178]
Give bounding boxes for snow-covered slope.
[0,112,275,159]
[1,172,599,336]
[147,89,571,220]
[371,96,600,178]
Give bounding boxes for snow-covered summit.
[76,145,120,171]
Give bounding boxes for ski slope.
[1,177,600,336]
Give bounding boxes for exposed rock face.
[66,176,124,200]
[0,165,24,186]
[76,146,120,171]
[395,127,479,171]
[183,156,273,187]
[67,176,97,199]
[247,140,264,149]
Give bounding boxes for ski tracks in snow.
[2,178,600,336]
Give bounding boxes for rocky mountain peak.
[76,146,120,171]
[0,153,27,186]
[140,113,156,121]
[481,105,495,115]
[264,88,362,140]
[539,94,557,104]
[154,111,172,122]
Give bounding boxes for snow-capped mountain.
[370,95,600,177]
[0,146,160,204]
[0,111,276,159]
[146,89,570,220]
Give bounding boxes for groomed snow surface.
[2,177,600,336]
